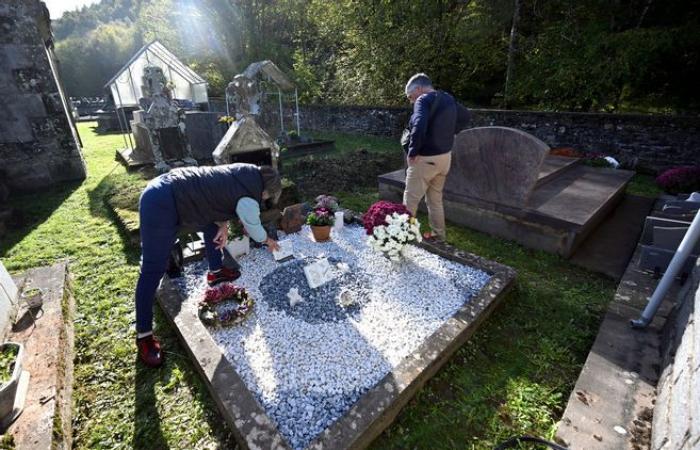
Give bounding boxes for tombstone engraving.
[446,126,550,207]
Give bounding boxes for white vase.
[225,235,250,258]
[334,211,344,230]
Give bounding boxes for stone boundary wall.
[652,260,700,450]
[0,0,86,195]
[296,104,700,173]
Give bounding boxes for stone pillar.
[0,0,86,195]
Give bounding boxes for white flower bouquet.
[366,212,422,262]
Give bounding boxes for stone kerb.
[446,126,550,207]
[157,233,516,450]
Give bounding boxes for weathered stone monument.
[378,126,635,257]
[0,0,86,196]
[122,65,197,172]
[212,62,283,168]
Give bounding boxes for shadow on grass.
[132,309,237,449]
[87,171,147,265]
[133,357,169,450]
[0,180,81,256]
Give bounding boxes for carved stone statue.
[138,65,196,172]
[225,74,261,118]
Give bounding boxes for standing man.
[135,163,282,368]
[403,73,470,240]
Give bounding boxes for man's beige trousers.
[402,152,452,239]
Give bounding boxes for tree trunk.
[637,0,654,28]
[504,0,521,109]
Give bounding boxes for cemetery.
[1,0,700,449]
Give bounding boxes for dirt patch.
[285,149,403,198]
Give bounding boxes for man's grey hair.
[260,165,282,204]
[405,73,433,96]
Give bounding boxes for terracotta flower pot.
[311,225,331,242]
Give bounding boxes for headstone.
[212,116,278,167]
[280,203,308,234]
[185,112,228,160]
[446,126,550,207]
[0,261,18,337]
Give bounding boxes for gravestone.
[0,262,18,338]
[212,116,278,168]
[446,126,550,207]
[185,112,227,161]
[378,126,635,257]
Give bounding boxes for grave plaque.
[303,258,336,289]
[272,240,294,262]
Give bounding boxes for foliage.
[626,174,663,198]
[52,0,700,112]
[306,208,334,226]
[0,345,18,385]
[655,166,700,194]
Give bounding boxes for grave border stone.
[156,235,515,450]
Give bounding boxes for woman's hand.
[213,222,228,250]
[264,237,280,252]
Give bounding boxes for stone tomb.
[157,225,514,449]
[378,126,635,257]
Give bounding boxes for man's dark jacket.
[164,163,263,230]
[406,90,470,158]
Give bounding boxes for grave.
[378,126,635,258]
[157,224,515,449]
[107,41,208,171]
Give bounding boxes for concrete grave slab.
[379,129,634,258]
[157,225,515,449]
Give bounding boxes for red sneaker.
[207,267,241,286]
[137,334,163,368]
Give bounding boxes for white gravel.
[174,225,490,449]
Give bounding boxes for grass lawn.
[1,123,651,448]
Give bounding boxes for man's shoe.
[137,334,163,368]
[207,267,241,286]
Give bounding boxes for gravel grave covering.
[173,225,490,449]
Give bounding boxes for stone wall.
[652,260,700,450]
[0,0,86,195]
[298,104,700,173]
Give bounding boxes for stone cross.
[446,126,550,207]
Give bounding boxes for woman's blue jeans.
[135,176,224,333]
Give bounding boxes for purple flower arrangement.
[306,207,335,226]
[314,194,339,212]
[656,166,700,194]
[306,194,339,227]
[362,201,412,235]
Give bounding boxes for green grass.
[627,173,663,198]
[0,124,617,448]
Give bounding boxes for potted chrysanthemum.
[306,195,339,242]
[0,342,24,423]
